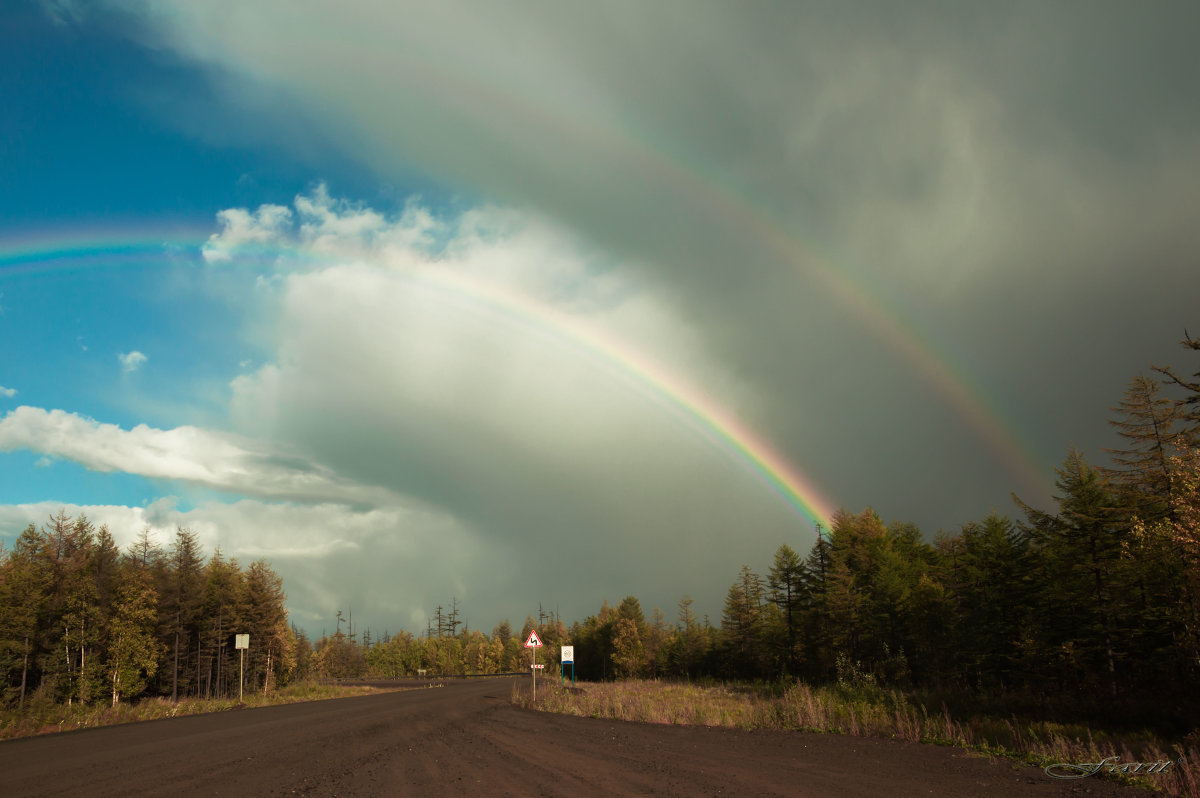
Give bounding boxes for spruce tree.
[767,544,805,675]
[162,527,204,701]
[1104,374,1183,521]
[107,566,161,706]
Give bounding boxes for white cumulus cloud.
[202,203,293,263]
[0,386,16,398]
[118,350,147,373]
[0,405,398,507]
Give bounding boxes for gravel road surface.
[0,678,1149,797]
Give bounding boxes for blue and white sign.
[561,645,574,664]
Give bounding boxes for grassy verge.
[515,679,1198,797]
[0,681,407,741]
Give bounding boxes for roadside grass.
[0,681,404,741]
[515,679,1199,797]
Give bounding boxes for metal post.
[532,645,537,700]
[239,648,244,702]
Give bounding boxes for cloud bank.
[12,1,1200,633]
[102,0,1200,511]
[3,188,809,630]
[0,405,396,507]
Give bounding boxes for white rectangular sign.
[561,645,574,664]
[235,634,249,650]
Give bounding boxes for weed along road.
[0,679,1147,798]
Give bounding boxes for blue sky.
[3,0,1199,635]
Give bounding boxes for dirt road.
[0,678,1149,797]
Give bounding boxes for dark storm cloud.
[40,0,1200,628]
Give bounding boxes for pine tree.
[243,560,290,692]
[767,544,805,675]
[107,567,162,706]
[610,618,644,678]
[38,513,101,705]
[1018,449,1126,698]
[1153,331,1200,437]
[671,596,707,678]
[800,525,834,678]
[162,527,205,701]
[1104,374,1184,521]
[1130,439,1200,685]
[0,525,50,708]
[126,526,161,570]
[945,514,1028,690]
[199,550,243,698]
[721,566,764,679]
[91,525,121,613]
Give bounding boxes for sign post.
[235,634,249,702]
[561,645,574,687]
[524,629,543,699]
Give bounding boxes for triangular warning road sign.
[524,629,543,648]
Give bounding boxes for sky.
[2,1,1198,637]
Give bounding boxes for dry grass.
[516,679,1198,797]
[0,681,403,741]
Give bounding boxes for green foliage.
[545,330,1200,734]
[0,513,293,713]
[610,618,644,678]
[5,333,1199,743]
[107,569,162,706]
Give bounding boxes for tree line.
[4,333,1197,729]
[266,333,1200,734]
[320,333,1191,727]
[303,605,569,680]
[565,333,1200,730]
[0,518,293,709]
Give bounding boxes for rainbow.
[0,228,840,530]
[576,116,1055,492]
[3,44,1056,508]
[0,224,214,273]
[361,53,1057,495]
[417,267,840,529]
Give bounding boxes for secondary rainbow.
[395,55,1056,493]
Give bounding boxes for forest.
[2,334,1198,736]
[0,520,292,710]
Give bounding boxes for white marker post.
[524,629,543,700]
[561,645,574,687]
[235,634,249,702]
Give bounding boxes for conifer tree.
[107,567,161,706]
[1018,450,1126,698]
[243,560,290,692]
[671,596,707,678]
[1104,374,1183,520]
[1153,331,1200,437]
[199,550,242,698]
[767,544,805,675]
[162,527,204,701]
[721,566,764,678]
[610,618,645,678]
[0,525,50,708]
[944,514,1027,690]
